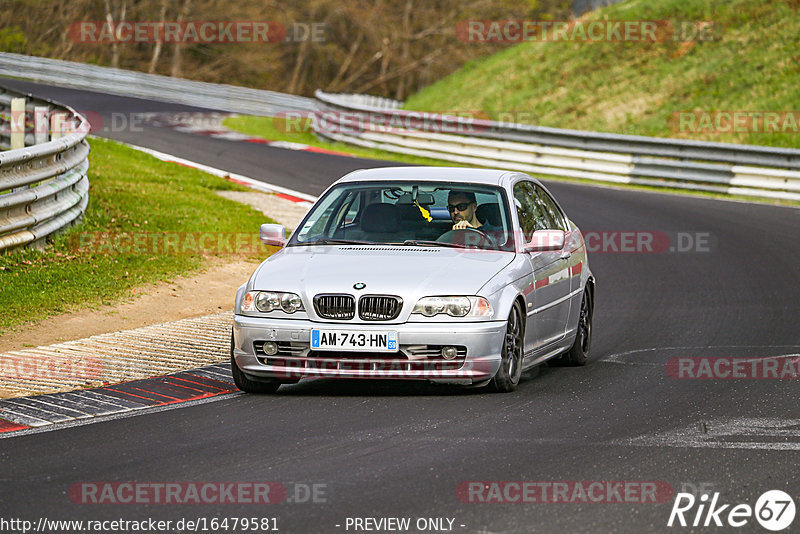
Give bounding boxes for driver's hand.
[452,220,475,230]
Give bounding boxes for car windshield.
[289,181,515,251]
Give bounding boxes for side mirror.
[523,229,565,253]
[260,223,286,247]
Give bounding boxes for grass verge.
[404,0,800,150]
[0,137,274,334]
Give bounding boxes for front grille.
[359,295,402,321]
[314,294,355,320]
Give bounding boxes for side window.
[513,181,551,241]
[534,185,566,231]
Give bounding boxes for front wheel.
[230,332,281,394]
[490,301,524,392]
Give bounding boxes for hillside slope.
[404,0,800,148]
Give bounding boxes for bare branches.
[4,0,572,97]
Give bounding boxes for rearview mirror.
[260,223,286,247]
[523,230,565,253]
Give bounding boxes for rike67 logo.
[668,490,796,531]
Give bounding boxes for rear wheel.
[557,288,592,366]
[230,332,281,394]
[491,301,524,392]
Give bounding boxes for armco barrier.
[2,54,796,201]
[0,52,317,116]
[313,91,800,202]
[0,85,90,251]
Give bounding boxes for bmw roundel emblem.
[353,282,366,290]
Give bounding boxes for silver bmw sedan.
[232,167,594,393]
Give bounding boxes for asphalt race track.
[1,78,799,533]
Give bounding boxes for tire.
[230,332,281,394]
[490,301,524,392]
[558,288,592,366]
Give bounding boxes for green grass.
[404,0,800,149]
[0,137,274,334]
[222,115,464,167]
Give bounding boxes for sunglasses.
[447,202,473,212]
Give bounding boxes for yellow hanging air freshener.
[415,201,433,222]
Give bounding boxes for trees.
[0,0,571,98]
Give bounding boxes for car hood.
[249,245,514,299]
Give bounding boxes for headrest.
[361,203,399,233]
[476,203,501,226]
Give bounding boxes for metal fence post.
[51,112,66,140]
[10,97,25,149]
[34,106,49,144]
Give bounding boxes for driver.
[448,190,499,232]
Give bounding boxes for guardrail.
[2,54,797,201]
[0,52,317,116]
[313,91,800,202]
[0,85,90,251]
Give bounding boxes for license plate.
[310,329,398,352]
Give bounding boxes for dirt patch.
[0,258,259,354]
[0,191,309,355]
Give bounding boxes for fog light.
[263,341,279,356]
[441,346,458,360]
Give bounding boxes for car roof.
[334,166,521,186]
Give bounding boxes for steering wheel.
[437,227,497,249]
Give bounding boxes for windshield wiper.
[395,239,468,249]
[298,238,374,246]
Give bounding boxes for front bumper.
[232,315,506,385]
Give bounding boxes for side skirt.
[521,334,576,371]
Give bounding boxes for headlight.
[242,291,305,313]
[412,296,493,318]
[281,293,303,313]
[256,292,281,312]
